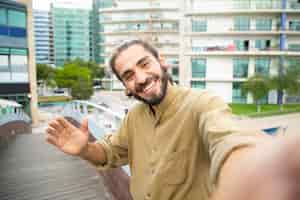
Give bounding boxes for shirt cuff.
[94,135,114,170]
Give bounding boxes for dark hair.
[109,40,159,81]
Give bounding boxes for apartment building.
[0,0,38,123]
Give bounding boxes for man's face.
[114,44,168,105]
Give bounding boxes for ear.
[159,54,169,71]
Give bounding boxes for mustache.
[135,75,158,93]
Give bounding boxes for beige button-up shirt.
[96,85,258,200]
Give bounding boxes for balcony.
[185,2,300,16]
[187,25,281,36]
[186,44,300,56]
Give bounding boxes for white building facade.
[99,0,300,104]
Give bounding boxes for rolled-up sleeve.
[94,114,130,170]
[199,95,260,186]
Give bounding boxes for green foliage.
[242,74,270,112]
[54,61,94,100]
[64,58,105,79]
[269,69,300,96]
[36,64,56,86]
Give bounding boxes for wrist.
[79,142,89,159]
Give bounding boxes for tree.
[55,63,93,100]
[36,64,56,86]
[269,68,300,111]
[64,58,105,79]
[242,74,270,113]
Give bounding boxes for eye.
[141,61,150,68]
[123,72,134,81]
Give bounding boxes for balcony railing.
[189,1,300,11]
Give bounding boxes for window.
[234,40,249,51]
[232,82,247,104]
[191,20,207,32]
[191,58,206,78]
[289,21,300,31]
[11,55,28,73]
[0,8,7,25]
[233,0,251,9]
[172,67,179,79]
[8,10,26,28]
[255,39,271,50]
[234,16,250,31]
[288,44,300,51]
[0,55,9,72]
[191,81,206,89]
[255,57,270,76]
[233,58,249,78]
[255,0,273,9]
[256,18,272,31]
[288,58,300,72]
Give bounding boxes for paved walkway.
[0,134,112,200]
[237,113,300,135]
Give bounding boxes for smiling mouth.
[143,79,156,94]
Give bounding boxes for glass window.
[191,81,206,89]
[0,47,9,54]
[288,44,300,52]
[234,40,249,51]
[234,16,250,31]
[0,55,9,72]
[0,8,7,25]
[8,10,26,28]
[191,58,206,78]
[191,20,207,32]
[289,21,300,31]
[255,57,270,76]
[172,67,179,78]
[233,58,249,78]
[11,55,28,73]
[10,48,28,55]
[233,0,251,9]
[255,39,271,50]
[256,18,272,31]
[232,82,247,104]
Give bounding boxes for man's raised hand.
[45,117,89,156]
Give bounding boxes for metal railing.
[0,107,31,126]
[62,100,131,175]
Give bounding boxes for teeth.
[144,81,155,92]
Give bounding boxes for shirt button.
[151,169,155,175]
[145,193,151,200]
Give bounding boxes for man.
[46,40,300,200]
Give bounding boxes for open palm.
[46,117,89,156]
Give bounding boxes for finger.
[46,127,59,139]
[45,134,59,147]
[57,117,73,129]
[49,120,63,132]
[80,118,89,135]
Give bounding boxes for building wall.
[182,0,300,104]
[51,5,92,67]
[99,0,180,90]
[0,0,38,123]
[33,9,53,65]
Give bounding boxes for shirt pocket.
[161,149,187,185]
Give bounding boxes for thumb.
[80,118,89,135]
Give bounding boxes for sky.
[33,0,92,10]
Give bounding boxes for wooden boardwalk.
[0,134,113,200]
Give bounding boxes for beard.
[131,68,169,106]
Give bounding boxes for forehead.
[114,44,154,73]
